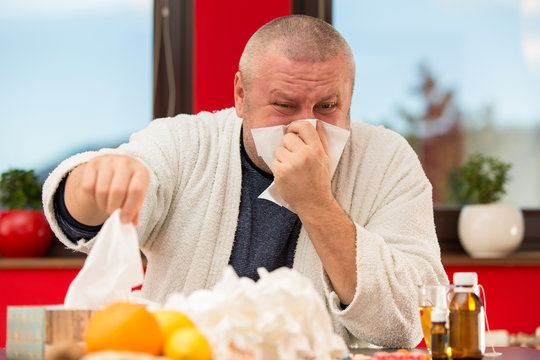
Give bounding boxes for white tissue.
[251,119,350,211]
[64,210,144,309]
[163,266,348,360]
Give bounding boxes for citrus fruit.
[164,327,212,360]
[84,302,164,355]
[153,310,196,338]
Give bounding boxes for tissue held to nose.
[250,119,350,211]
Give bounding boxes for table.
[1,347,539,359]
[349,347,540,359]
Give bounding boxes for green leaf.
[0,169,43,210]
[447,153,511,205]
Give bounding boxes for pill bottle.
[430,308,448,359]
[448,272,485,359]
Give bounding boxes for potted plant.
[0,169,53,257]
[449,153,524,258]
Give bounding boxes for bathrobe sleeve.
[321,124,448,348]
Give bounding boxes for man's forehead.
[269,89,339,101]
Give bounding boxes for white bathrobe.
[42,108,448,348]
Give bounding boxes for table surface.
[351,347,540,359]
[1,347,539,360]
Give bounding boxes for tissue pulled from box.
[163,266,348,360]
[64,210,144,309]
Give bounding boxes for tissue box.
[6,306,94,360]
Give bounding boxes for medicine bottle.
[448,272,485,359]
[430,308,448,359]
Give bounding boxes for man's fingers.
[119,166,149,224]
[286,121,320,145]
[80,163,97,197]
[274,145,290,161]
[270,158,282,176]
[106,170,131,215]
[63,155,149,226]
[73,155,150,224]
[94,165,113,211]
[282,132,305,151]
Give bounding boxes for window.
[334,0,540,206]
[0,1,153,182]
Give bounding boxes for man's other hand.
[65,155,150,226]
[270,120,333,213]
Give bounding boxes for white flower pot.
[458,204,524,258]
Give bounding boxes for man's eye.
[274,103,291,108]
[317,103,337,112]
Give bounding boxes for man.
[43,15,447,348]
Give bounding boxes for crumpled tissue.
[163,266,349,360]
[64,209,145,309]
[251,119,350,211]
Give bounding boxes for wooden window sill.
[442,252,540,266]
[0,257,85,269]
[2,252,540,269]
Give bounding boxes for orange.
[84,302,164,355]
[164,327,212,360]
[153,310,196,339]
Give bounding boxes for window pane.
[0,1,153,183]
[334,0,540,206]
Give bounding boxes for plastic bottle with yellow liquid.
[448,272,485,359]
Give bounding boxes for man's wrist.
[294,192,341,223]
[54,176,102,242]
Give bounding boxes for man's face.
[234,50,354,172]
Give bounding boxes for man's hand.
[64,155,150,226]
[270,120,333,212]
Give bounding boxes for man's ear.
[234,71,245,118]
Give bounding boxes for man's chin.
[256,159,273,175]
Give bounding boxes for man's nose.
[299,107,316,120]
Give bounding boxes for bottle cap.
[431,308,446,323]
[453,272,478,286]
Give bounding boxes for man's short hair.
[239,15,355,90]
